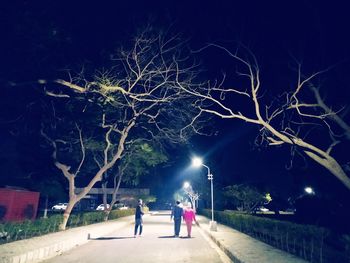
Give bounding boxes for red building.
[0,188,40,222]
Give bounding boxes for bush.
[0,209,135,244]
[199,209,349,263]
[67,209,135,226]
[0,215,62,244]
[109,208,136,220]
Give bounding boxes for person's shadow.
[90,236,134,240]
[158,235,195,239]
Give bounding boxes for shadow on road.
[157,235,196,239]
[91,236,134,240]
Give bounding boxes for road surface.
[42,211,232,263]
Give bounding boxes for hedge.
[0,209,135,244]
[199,209,350,263]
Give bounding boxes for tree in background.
[36,179,66,218]
[137,194,157,207]
[223,184,268,213]
[41,28,203,230]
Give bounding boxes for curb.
[196,216,308,263]
[0,216,134,263]
[196,220,242,263]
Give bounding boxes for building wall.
[0,188,40,222]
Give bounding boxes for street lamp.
[304,187,315,195]
[183,181,191,189]
[192,156,217,231]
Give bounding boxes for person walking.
[183,202,196,238]
[170,200,183,237]
[134,199,144,237]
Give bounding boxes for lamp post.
[192,157,217,231]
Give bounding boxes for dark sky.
[1,1,349,202]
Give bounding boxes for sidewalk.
[0,215,134,263]
[196,215,308,263]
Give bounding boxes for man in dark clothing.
[134,199,144,237]
[170,200,183,237]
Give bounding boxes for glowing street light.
[304,187,315,195]
[192,157,203,168]
[183,181,191,189]
[191,156,217,231]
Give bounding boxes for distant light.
[183,181,191,189]
[192,157,203,168]
[304,187,314,194]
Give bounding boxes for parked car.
[96,204,110,211]
[51,203,68,211]
[256,206,269,212]
[285,207,296,213]
[118,205,129,210]
[113,203,129,210]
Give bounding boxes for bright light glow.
[192,157,203,167]
[304,187,314,194]
[183,181,190,189]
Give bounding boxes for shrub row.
[0,214,63,244]
[0,209,135,244]
[68,209,135,227]
[199,209,350,263]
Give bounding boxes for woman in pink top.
[183,203,196,238]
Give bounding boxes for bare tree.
[183,185,200,212]
[41,28,203,230]
[181,44,350,190]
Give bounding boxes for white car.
[258,206,269,212]
[113,203,129,210]
[51,203,68,211]
[96,204,110,211]
[118,205,129,210]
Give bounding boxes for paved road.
[42,212,232,263]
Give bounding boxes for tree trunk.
[263,120,350,191]
[304,150,350,190]
[104,209,111,221]
[59,200,77,230]
[104,173,123,221]
[43,195,49,219]
[102,182,108,207]
[101,182,109,221]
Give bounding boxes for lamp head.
[192,157,203,168]
[304,187,314,195]
[183,181,191,189]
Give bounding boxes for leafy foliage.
[120,142,168,186]
[136,195,157,205]
[0,215,62,244]
[223,184,266,212]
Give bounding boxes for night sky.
[1,1,349,206]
